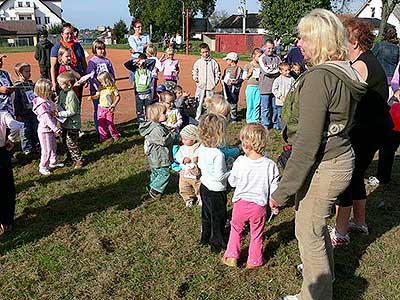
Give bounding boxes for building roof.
[190,18,212,33]
[0,27,16,35]
[215,13,261,29]
[355,0,400,21]
[0,20,37,35]
[0,0,64,23]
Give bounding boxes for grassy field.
[0,114,399,300]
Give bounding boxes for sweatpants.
[38,130,58,169]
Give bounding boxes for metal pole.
[182,1,185,43]
[186,8,189,55]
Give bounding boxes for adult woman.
[128,20,151,58]
[50,23,87,96]
[269,9,367,300]
[331,18,393,246]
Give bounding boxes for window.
[26,15,32,20]
[26,2,30,7]
[371,7,376,18]
[35,16,41,24]
[18,2,23,7]
[0,17,5,21]
[45,17,50,24]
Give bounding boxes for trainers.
[39,168,51,176]
[330,227,350,247]
[147,187,161,199]
[221,257,237,267]
[196,198,202,207]
[185,200,193,207]
[348,219,369,235]
[284,295,300,300]
[366,176,380,186]
[296,263,304,275]
[49,162,65,169]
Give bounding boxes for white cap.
[223,52,239,61]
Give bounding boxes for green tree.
[259,0,331,35]
[113,19,129,43]
[209,10,229,28]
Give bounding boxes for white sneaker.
[185,200,193,207]
[39,168,51,176]
[284,295,299,300]
[329,226,350,247]
[348,219,369,235]
[366,176,380,186]
[49,162,65,169]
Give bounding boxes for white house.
[0,0,63,29]
[356,0,400,36]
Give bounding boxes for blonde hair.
[57,71,76,88]
[240,123,268,154]
[34,78,52,99]
[146,44,157,57]
[146,102,167,122]
[58,46,71,64]
[198,113,226,148]
[97,71,114,87]
[92,39,107,56]
[166,47,175,55]
[204,94,230,119]
[298,8,348,66]
[14,62,30,75]
[159,91,175,103]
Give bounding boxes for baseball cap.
[223,52,239,61]
[156,84,166,92]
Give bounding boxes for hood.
[319,61,368,103]
[201,56,212,62]
[38,39,53,48]
[33,97,51,116]
[139,121,159,136]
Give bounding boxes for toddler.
[13,62,39,154]
[58,46,81,97]
[272,62,295,131]
[32,78,64,175]
[290,62,303,79]
[139,103,174,199]
[175,124,201,207]
[87,72,120,142]
[160,47,180,91]
[197,113,230,253]
[222,52,243,122]
[146,44,162,101]
[86,39,116,133]
[222,123,279,269]
[160,91,183,134]
[57,71,84,169]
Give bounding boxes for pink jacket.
[33,97,60,134]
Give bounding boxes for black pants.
[39,67,51,79]
[377,130,400,184]
[200,184,227,248]
[0,147,16,225]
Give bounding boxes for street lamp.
[179,0,185,43]
[238,0,247,34]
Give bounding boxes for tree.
[378,0,400,39]
[259,0,331,35]
[113,19,129,43]
[209,10,229,28]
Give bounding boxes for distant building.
[0,0,63,46]
[190,18,212,39]
[214,13,266,34]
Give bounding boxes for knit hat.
[180,124,198,141]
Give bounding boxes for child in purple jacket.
[86,40,116,133]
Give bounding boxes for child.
[0,110,23,233]
[175,124,201,207]
[86,39,116,133]
[139,103,174,198]
[222,123,280,268]
[57,72,84,169]
[34,29,54,79]
[13,62,39,154]
[290,62,302,80]
[58,46,81,97]
[174,85,192,126]
[87,72,120,142]
[222,52,243,122]
[32,78,64,176]
[192,43,221,120]
[160,47,180,91]
[197,113,230,253]
[160,91,183,134]
[272,63,295,131]
[243,48,262,123]
[124,53,156,122]
[0,54,15,114]
[146,44,162,101]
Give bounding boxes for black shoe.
[198,239,209,246]
[147,187,161,199]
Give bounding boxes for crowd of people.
[0,9,400,300]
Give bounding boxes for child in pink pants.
[32,79,63,176]
[222,123,280,268]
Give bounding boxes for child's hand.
[394,90,400,101]
[192,156,198,163]
[108,106,115,114]
[65,65,71,71]
[281,96,286,102]
[269,197,280,215]
[87,96,92,101]
[5,139,14,151]
[183,157,191,164]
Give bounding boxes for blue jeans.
[20,113,39,153]
[261,94,277,128]
[275,105,282,131]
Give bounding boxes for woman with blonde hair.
[269,9,368,300]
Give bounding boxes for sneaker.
[196,198,202,207]
[73,160,84,169]
[366,176,380,186]
[78,131,85,138]
[49,162,65,169]
[147,187,161,199]
[296,263,304,275]
[348,219,369,235]
[284,295,300,300]
[330,227,350,247]
[221,257,237,267]
[185,200,193,207]
[39,168,51,176]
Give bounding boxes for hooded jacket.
[192,56,221,91]
[33,97,59,134]
[139,121,174,168]
[273,61,368,206]
[34,39,54,68]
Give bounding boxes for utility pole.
[239,0,247,34]
[179,0,185,43]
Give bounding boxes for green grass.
[1,115,399,300]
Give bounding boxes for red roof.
[0,21,37,35]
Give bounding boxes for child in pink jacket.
[33,79,64,176]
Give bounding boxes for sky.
[62,0,261,29]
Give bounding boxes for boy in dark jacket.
[34,30,54,79]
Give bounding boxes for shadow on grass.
[1,168,150,255]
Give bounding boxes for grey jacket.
[139,121,174,168]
